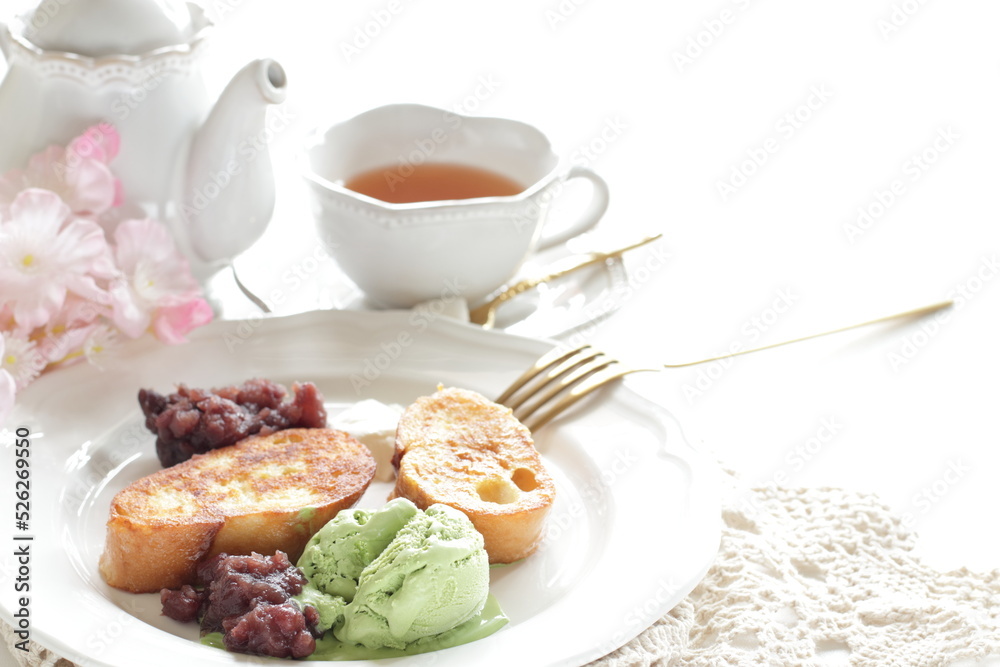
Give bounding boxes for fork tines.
[497,344,625,431]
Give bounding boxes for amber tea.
[343,162,524,204]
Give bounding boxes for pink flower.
[0,331,44,391]
[0,123,122,219]
[0,335,17,427]
[109,218,213,342]
[21,294,103,368]
[0,189,115,330]
[0,125,213,413]
[81,322,120,366]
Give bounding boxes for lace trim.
[590,483,1000,666]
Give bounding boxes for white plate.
[0,311,720,667]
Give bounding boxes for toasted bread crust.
[391,387,555,563]
[100,428,375,593]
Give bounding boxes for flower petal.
[9,279,66,330]
[8,188,71,237]
[114,219,198,304]
[69,124,120,164]
[37,322,94,365]
[152,298,213,344]
[47,295,103,330]
[113,218,172,274]
[50,217,115,277]
[0,368,15,427]
[65,160,118,216]
[0,168,27,216]
[108,279,151,339]
[23,147,67,194]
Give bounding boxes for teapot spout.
[1,22,11,61]
[184,58,288,265]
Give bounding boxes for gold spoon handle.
[491,233,662,307]
[662,299,953,368]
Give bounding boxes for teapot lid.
[21,0,208,57]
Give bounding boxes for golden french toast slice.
[100,428,375,593]
[391,387,555,563]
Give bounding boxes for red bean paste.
[161,551,320,659]
[138,378,327,467]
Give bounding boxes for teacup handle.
[536,166,610,250]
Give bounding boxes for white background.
[3,0,1000,663]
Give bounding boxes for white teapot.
[0,0,287,273]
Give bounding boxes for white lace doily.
[4,481,999,666]
[590,483,1000,667]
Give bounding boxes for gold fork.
[497,345,650,431]
[497,299,953,431]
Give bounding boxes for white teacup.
[304,103,609,308]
